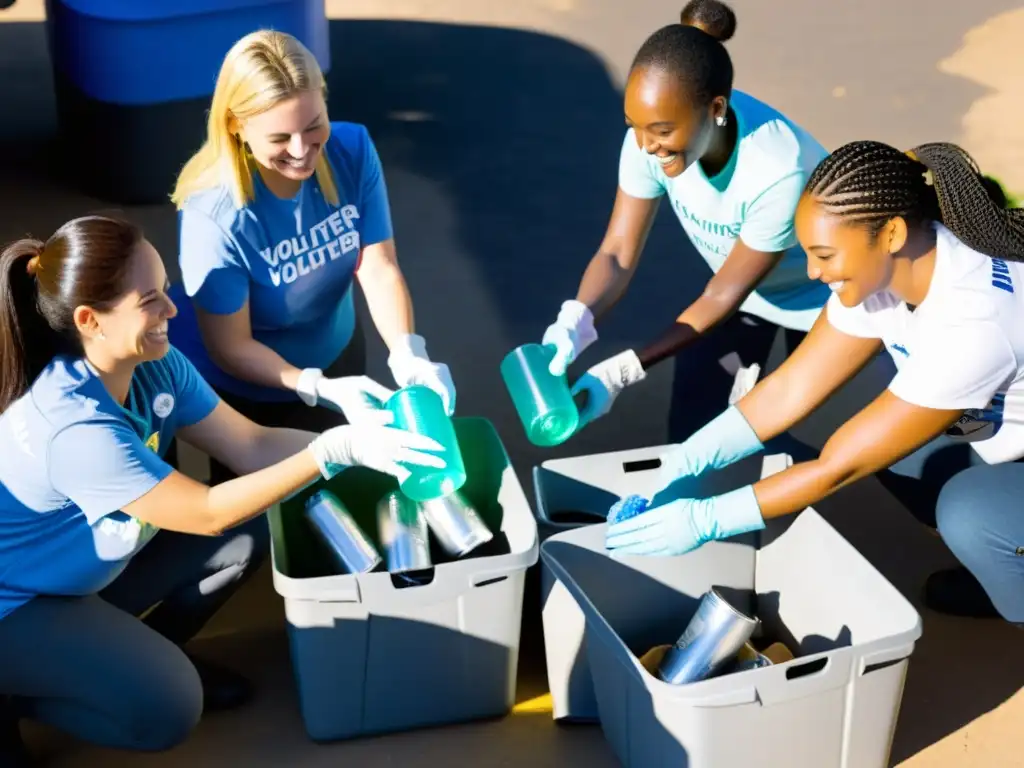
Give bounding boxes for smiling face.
[74,238,177,364]
[795,194,908,307]
[235,89,330,183]
[623,65,726,178]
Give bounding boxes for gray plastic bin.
[269,418,539,741]
[533,443,770,721]
[540,507,922,768]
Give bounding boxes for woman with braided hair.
[606,139,1024,625]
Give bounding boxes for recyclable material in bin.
[387,386,467,502]
[658,587,760,685]
[304,490,381,574]
[376,490,432,574]
[540,510,923,768]
[534,445,770,722]
[726,640,795,673]
[418,490,494,557]
[501,343,579,447]
[269,418,539,742]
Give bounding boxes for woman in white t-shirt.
[605,140,1024,625]
[535,0,833,439]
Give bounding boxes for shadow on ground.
[0,15,1021,768]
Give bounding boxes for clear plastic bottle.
[501,343,579,447]
[386,385,467,501]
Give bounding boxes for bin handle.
[753,647,852,707]
[620,456,663,474]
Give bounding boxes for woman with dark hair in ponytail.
[535,0,835,439]
[606,140,1024,625]
[0,216,445,764]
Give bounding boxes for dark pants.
[878,435,1024,623]
[0,516,269,751]
[668,312,810,457]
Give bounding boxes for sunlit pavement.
[1,1,1022,765]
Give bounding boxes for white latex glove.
[295,369,396,426]
[308,423,447,484]
[387,334,456,415]
[571,349,646,428]
[541,300,598,376]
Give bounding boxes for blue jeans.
[0,516,269,750]
[878,435,1024,624]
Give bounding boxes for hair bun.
[679,0,736,42]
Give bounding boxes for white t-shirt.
[828,224,1024,464]
[618,90,831,332]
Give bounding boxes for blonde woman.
[168,30,455,483]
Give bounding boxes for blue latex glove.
[657,406,764,491]
[605,485,765,557]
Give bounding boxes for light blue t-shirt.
[618,90,831,332]
[170,121,394,402]
[0,348,218,620]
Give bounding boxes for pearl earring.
[715,115,727,127]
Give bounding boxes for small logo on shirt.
[153,393,174,419]
[145,432,160,453]
[991,258,1014,294]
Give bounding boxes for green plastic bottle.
[501,343,579,447]
[386,385,467,501]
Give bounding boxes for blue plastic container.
[45,0,330,203]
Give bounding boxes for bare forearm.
[637,292,740,369]
[225,426,320,476]
[735,371,817,445]
[203,449,322,534]
[212,338,306,391]
[360,262,414,350]
[576,250,636,319]
[751,458,851,520]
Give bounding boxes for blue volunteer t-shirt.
[0,347,219,620]
[169,121,394,402]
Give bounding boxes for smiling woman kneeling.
[606,141,1024,627]
[0,216,443,764]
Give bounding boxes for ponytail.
[909,143,1024,261]
[0,240,59,414]
[0,215,141,414]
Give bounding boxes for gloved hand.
[656,405,764,491]
[605,485,764,557]
[296,369,395,426]
[541,300,598,376]
[571,350,646,427]
[308,423,447,483]
[387,334,456,415]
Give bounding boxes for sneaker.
[924,566,1000,619]
[186,655,253,712]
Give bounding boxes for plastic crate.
[269,417,539,741]
[533,443,766,720]
[44,0,330,203]
[540,505,922,767]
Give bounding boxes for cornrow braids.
[806,140,1024,261]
